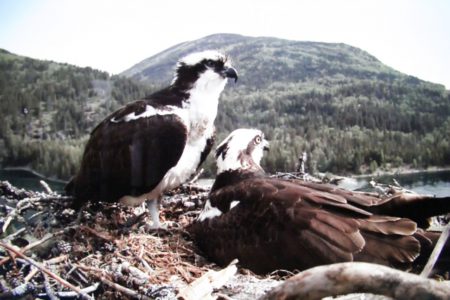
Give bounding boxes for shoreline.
[1,166,68,184]
[350,166,450,179]
[2,165,450,184]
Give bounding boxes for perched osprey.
[66,50,238,228]
[189,129,450,274]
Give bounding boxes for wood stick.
[0,229,68,266]
[188,168,204,184]
[24,256,67,283]
[43,272,59,300]
[75,264,152,300]
[260,262,450,300]
[99,276,153,300]
[24,266,39,282]
[420,222,450,277]
[36,283,100,299]
[1,208,18,233]
[39,180,53,194]
[1,227,26,242]
[0,241,93,300]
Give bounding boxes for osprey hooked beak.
[224,67,238,83]
[263,139,270,152]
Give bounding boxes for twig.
[0,241,93,300]
[43,272,59,300]
[24,266,39,282]
[24,255,67,283]
[99,276,153,300]
[36,283,100,299]
[188,168,204,184]
[26,211,44,222]
[76,264,152,299]
[1,227,26,242]
[45,254,69,265]
[39,180,53,194]
[421,222,450,277]
[1,208,18,233]
[0,228,70,266]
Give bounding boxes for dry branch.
[260,262,450,300]
[0,241,93,300]
[0,227,73,266]
[421,222,450,277]
[39,180,54,194]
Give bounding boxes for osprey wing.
[192,177,423,273]
[193,178,368,273]
[68,100,187,207]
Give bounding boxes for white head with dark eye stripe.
[171,50,238,90]
[215,128,269,174]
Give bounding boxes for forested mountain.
[123,33,450,175]
[1,33,449,180]
[0,49,154,179]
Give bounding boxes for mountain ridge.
[121,33,417,87]
[120,33,449,174]
[0,33,449,179]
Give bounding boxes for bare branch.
[0,241,93,300]
[421,222,450,277]
[260,262,450,300]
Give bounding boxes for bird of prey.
[65,50,238,228]
[189,128,450,274]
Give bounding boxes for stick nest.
[0,181,225,299]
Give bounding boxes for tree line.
[1,48,449,180]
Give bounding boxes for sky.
[0,0,449,88]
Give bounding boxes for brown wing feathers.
[190,177,436,274]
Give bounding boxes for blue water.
[338,170,450,197]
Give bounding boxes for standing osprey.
[189,129,450,274]
[66,50,238,228]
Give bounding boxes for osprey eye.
[255,136,262,144]
[205,60,215,67]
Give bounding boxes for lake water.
[337,170,450,197]
[0,169,67,193]
[0,169,449,197]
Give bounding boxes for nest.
[0,180,238,299]
[0,176,449,300]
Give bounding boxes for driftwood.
[260,262,450,300]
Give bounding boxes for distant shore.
[351,166,450,179]
[1,166,68,184]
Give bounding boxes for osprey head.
[215,128,269,174]
[171,50,238,90]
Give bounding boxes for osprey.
[66,50,238,228]
[189,129,450,274]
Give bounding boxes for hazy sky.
[1,0,449,88]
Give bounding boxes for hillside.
[0,49,153,179]
[123,33,450,175]
[1,33,449,180]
